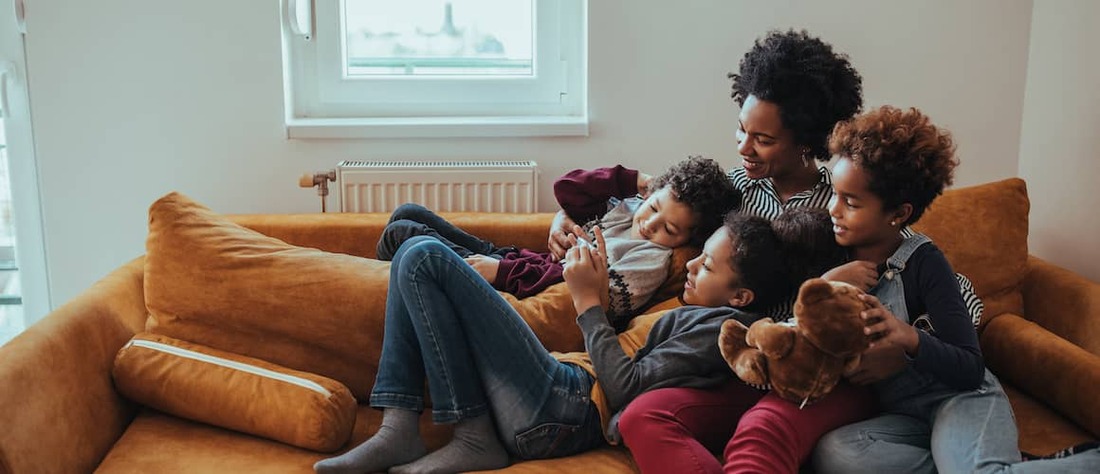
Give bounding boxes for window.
[283,0,587,138]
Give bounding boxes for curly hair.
[829,106,958,226]
[729,29,863,161]
[772,207,845,282]
[723,213,792,312]
[649,156,742,246]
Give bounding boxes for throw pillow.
[112,333,357,452]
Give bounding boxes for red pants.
[618,381,877,474]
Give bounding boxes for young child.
[617,206,871,474]
[313,212,794,474]
[812,106,1100,473]
[375,156,741,325]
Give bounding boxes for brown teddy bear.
[718,278,873,407]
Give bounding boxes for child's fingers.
[592,226,607,255]
[858,293,885,309]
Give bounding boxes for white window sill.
[286,116,589,139]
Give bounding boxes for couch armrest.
[1022,256,1100,355]
[230,212,556,259]
[0,259,147,474]
[981,313,1100,438]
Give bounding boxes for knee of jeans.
[391,203,430,222]
[811,430,865,474]
[392,235,442,266]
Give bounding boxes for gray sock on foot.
[314,408,427,474]
[390,413,510,474]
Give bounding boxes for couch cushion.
[144,192,393,400]
[112,333,356,452]
[95,408,637,473]
[143,192,617,396]
[911,178,1029,324]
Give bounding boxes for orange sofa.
[1,177,1097,473]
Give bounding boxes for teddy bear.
[718,277,873,407]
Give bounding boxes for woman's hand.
[464,255,500,284]
[548,210,578,260]
[637,172,653,198]
[563,226,609,313]
[822,261,879,291]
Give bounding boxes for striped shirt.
[726,166,983,326]
[728,166,833,320]
[727,166,834,221]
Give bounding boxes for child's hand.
[859,294,920,353]
[548,210,578,260]
[637,172,653,198]
[822,261,879,291]
[846,342,908,385]
[563,226,609,313]
[464,255,500,284]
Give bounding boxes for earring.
[890,221,897,226]
[801,149,813,167]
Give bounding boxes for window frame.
[282,0,588,138]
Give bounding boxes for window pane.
[343,0,533,77]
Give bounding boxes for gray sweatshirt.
[575,305,762,442]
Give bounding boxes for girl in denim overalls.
[812,106,1100,473]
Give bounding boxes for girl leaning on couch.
[312,207,839,473]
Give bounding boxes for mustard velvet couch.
[1,177,1098,473]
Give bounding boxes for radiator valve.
[299,170,336,212]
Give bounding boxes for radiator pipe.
[299,170,336,212]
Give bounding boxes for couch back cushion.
[144,192,393,400]
[911,178,1029,324]
[144,193,609,399]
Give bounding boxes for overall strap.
[882,233,932,281]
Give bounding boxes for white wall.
[1018,0,1100,282]
[24,0,1034,307]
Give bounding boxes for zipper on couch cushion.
[126,339,333,397]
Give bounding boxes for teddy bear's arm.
[719,319,769,387]
[746,319,797,359]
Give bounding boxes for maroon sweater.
[494,165,640,298]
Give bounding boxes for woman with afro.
[613,30,878,474]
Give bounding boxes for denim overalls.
[867,233,1001,416]
[814,233,1100,473]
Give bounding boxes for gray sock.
[390,413,510,474]
[314,408,427,474]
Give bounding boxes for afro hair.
[730,29,863,161]
[829,106,958,226]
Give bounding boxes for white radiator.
[337,160,539,213]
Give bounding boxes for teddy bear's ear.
[797,278,834,305]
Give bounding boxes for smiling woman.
[283,0,588,138]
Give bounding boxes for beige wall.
[1018,0,1100,282]
[24,0,1034,306]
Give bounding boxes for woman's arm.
[553,165,641,223]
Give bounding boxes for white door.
[0,0,50,342]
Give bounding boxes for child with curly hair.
[377,156,741,325]
[813,106,1100,473]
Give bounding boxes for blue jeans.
[813,369,1100,473]
[375,203,514,260]
[369,236,605,459]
